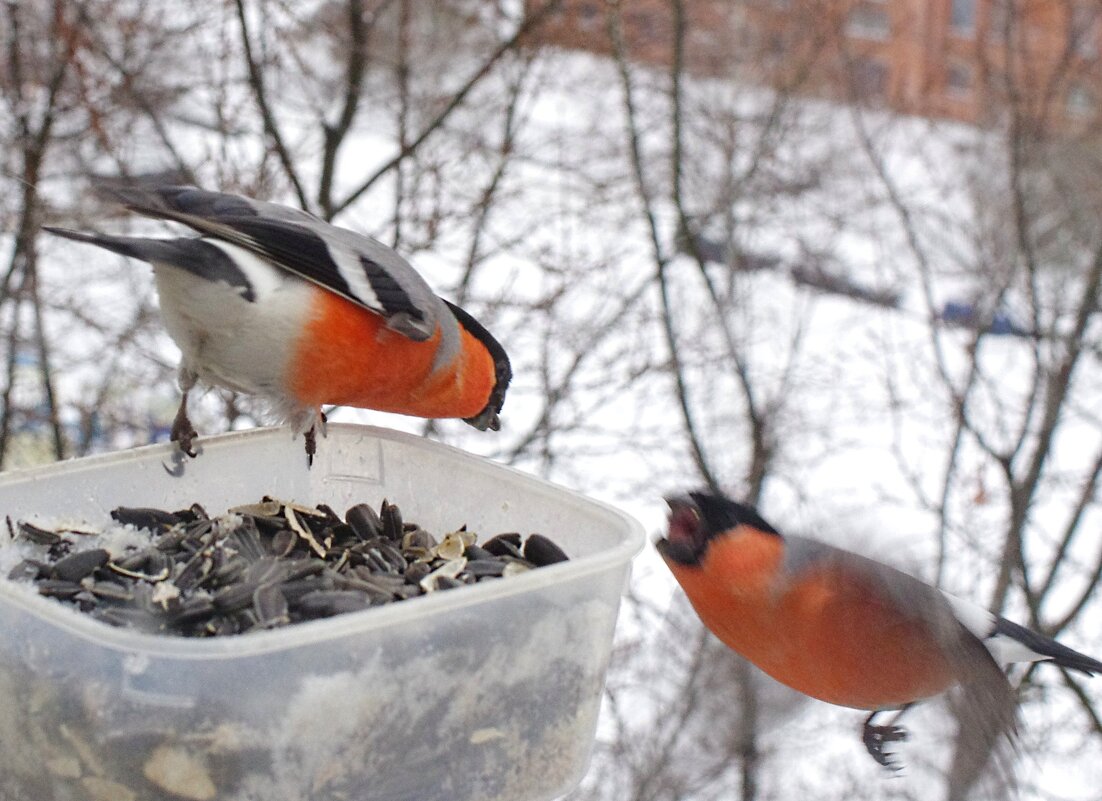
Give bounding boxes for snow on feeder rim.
[0,424,644,801]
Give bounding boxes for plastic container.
[0,424,644,801]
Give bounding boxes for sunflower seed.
[294,590,372,617]
[8,498,570,638]
[523,534,569,566]
[212,582,257,613]
[345,503,382,540]
[51,549,110,583]
[466,559,507,578]
[380,501,403,541]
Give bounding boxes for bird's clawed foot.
[170,396,199,458]
[863,713,909,772]
[304,426,317,466]
[301,409,327,467]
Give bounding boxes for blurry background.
[3,0,1102,798]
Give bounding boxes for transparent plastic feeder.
[0,424,644,801]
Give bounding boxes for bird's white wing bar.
[326,243,382,315]
[202,240,287,300]
[943,592,998,641]
[943,592,1043,664]
[942,591,1093,667]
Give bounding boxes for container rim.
[0,424,646,659]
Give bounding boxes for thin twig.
[331,0,564,218]
[607,0,719,493]
[234,0,311,210]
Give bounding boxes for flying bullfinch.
[46,185,510,460]
[657,491,1102,795]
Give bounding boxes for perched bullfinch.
[46,185,510,460]
[657,492,1102,797]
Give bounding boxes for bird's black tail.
[994,617,1102,675]
[43,227,157,262]
[44,227,257,301]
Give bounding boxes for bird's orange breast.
[664,529,956,710]
[288,290,496,419]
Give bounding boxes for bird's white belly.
[152,260,313,399]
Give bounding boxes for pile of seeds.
[5,498,568,637]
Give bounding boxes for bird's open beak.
[656,495,705,566]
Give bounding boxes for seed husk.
[110,507,181,532]
[93,606,159,629]
[436,531,473,561]
[253,583,289,628]
[18,521,62,546]
[8,559,46,581]
[269,528,296,557]
[37,579,83,599]
[503,560,534,577]
[228,501,282,517]
[483,533,523,558]
[402,527,436,552]
[87,580,134,602]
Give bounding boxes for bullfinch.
[46,184,510,460]
[657,491,1102,795]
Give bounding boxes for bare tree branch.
[607,0,719,494]
[330,0,564,218]
[317,0,376,219]
[234,0,311,210]
[993,239,1102,615]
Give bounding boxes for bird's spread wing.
[783,536,1018,797]
[781,536,964,633]
[97,184,439,341]
[944,633,1019,801]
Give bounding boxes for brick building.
[529,0,1102,131]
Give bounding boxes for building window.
[986,0,1012,43]
[1067,83,1095,117]
[1070,3,1100,58]
[767,31,786,60]
[852,56,889,98]
[627,10,661,42]
[576,2,600,32]
[846,2,891,41]
[951,0,976,36]
[946,62,973,97]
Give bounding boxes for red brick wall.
[526,0,1102,131]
